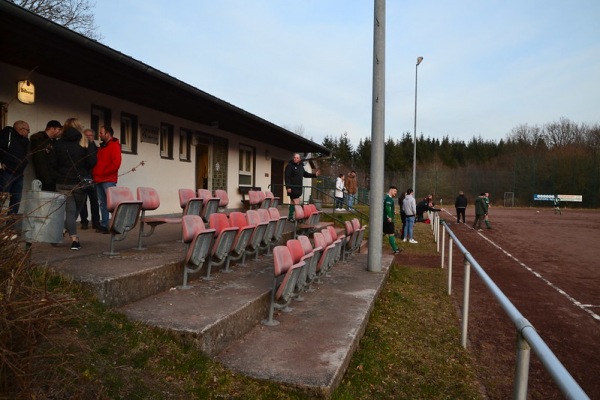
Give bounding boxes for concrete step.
[118,256,275,356]
[29,215,385,396]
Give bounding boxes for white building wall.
[1,62,315,215]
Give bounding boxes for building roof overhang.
[0,1,331,156]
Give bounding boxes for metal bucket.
[22,180,66,243]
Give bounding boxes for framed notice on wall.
[140,124,159,144]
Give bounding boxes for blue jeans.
[347,193,355,209]
[56,184,86,237]
[96,182,116,229]
[0,170,24,215]
[403,215,415,240]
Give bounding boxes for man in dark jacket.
[30,120,63,191]
[454,191,468,223]
[284,153,320,222]
[473,192,488,231]
[416,194,440,222]
[0,120,30,215]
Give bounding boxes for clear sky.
[94,0,600,146]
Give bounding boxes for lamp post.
[412,56,423,195]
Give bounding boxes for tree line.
[316,118,600,208]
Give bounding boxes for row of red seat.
[261,219,365,326]
[247,190,279,209]
[180,207,289,287]
[103,186,365,325]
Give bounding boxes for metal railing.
[428,211,589,399]
[269,183,368,226]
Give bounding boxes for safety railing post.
[441,223,446,267]
[461,257,471,348]
[514,318,532,400]
[448,237,453,295]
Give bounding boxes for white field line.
[441,210,600,322]
[477,230,600,322]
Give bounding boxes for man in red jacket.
[92,126,121,233]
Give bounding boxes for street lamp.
[412,56,423,195]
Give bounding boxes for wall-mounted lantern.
[17,80,35,104]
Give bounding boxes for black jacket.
[51,128,97,186]
[30,130,57,191]
[454,194,468,208]
[284,159,316,198]
[0,126,29,174]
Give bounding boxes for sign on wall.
[140,124,159,144]
[17,80,35,104]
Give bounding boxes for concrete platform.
[26,214,392,397]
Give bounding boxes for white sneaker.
[402,238,407,242]
[409,239,418,244]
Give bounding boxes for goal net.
[503,192,514,207]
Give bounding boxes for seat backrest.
[107,186,135,212]
[273,245,293,277]
[182,215,205,244]
[178,188,196,209]
[327,225,339,241]
[313,232,327,250]
[137,187,160,211]
[302,204,312,219]
[297,235,313,255]
[321,228,333,246]
[257,208,274,224]
[229,211,249,228]
[248,190,261,208]
[214,189,229,207]
[265,191,274,200]
[197,189,212,201]
[352,218,361,231]
[209,213,231,235]
[294,204,305,220]
[286,239,305,264]
[246,209,261,226]
[259,191,270,208]
[268,207,283,220]
[345,220,354,235]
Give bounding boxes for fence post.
[441,223,446,268]
[514,318,533,400]
[448,237,453,295]
[461,257,471,348]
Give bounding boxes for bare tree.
[11,0,102,40]
[544,117,582,149]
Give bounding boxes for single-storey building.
[0,1,330,214]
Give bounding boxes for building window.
[238,144,254,187]
[90,105,111,140]
[160,123,174,159]
[121,112,138,154]
[179,128,191,161]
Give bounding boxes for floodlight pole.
[412,56,423,195]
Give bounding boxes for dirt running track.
[439,207,599,399]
